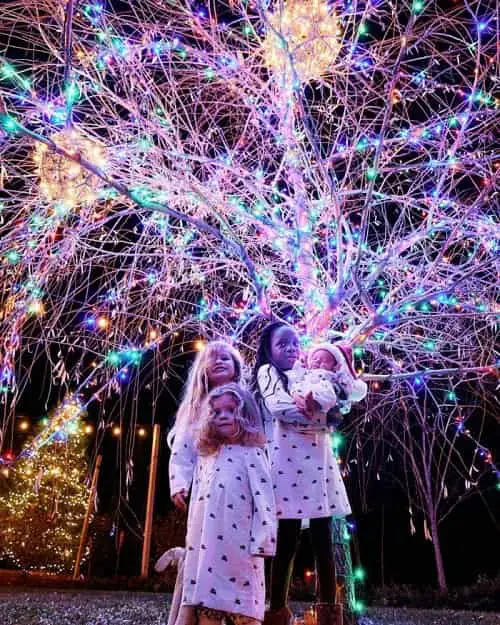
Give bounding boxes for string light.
[0,402,90,573]
[0,0,496,595]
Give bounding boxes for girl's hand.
[293,393,309,417]
[172,489,188,512]
[293,392,320,418]
[303,391,320,417]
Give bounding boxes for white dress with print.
[181,445,277,621]
[169,426,198,501]
[258,364,352,520]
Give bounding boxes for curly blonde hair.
[196,383,265,456]
[167,341,244,447]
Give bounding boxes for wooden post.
[141,423,160,578]
[73,454,102,579]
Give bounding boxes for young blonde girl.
[168,340,244,510]
[180,383,276,625]
[165,341,244,625]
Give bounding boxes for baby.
[288,342,367,425]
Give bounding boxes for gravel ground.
[0,589,498,625]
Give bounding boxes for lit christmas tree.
[0,398,90,573]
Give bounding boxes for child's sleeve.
[245,447,277,557]
[257,365,327,429]
[168,427,197,496]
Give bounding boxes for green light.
[423,340,436,351]
[352,600,366,614]
[0,114,19,133]
[331,432,343,451]
[64,82,80,104]
[106,352,121,367]
[126,349,142,366]
[40,417,49,427]
[6,250,20,264]
[243,24,253,36]
[366,167,378,181]
[66,421,79,435]
[353,346,365,357]
[205,67,215,80]
[54,202,71,217]
[412,0,424,12]
[358,23,368,36]
[137,137,153,151]
[447,391,457,401]
[353,566,366,582]
[1,62,15,79]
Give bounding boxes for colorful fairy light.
[0,0,496,592]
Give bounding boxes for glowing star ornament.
[33,127,106,209]
[262,0,341,82]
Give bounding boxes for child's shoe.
[263,606,294,625]
[314,602,343,625]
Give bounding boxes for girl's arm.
[258,365,327,430]
[245,447,277,557]
[168,426,197,497]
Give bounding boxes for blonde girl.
[179,383,276,625]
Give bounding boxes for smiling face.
[309,348,339,372]
[211,393,240,440]
[206,347,237,387]
[270,325,299,371]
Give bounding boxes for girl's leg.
[309,516,336,603]
[197,615,222,625]
[269,518,302,610]
[175,606,197,625]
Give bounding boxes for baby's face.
[309,349,338,371]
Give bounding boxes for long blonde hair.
[168,340,244,446]
[196,383,265,456]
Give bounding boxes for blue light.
[85,315,96,328]
[53,429,68,442]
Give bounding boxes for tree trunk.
[380,504,385,588]
[430,516,447,593]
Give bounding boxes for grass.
[0,589,498,625]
